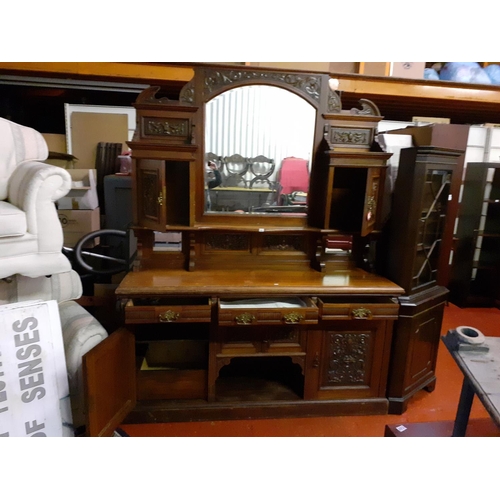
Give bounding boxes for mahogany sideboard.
[83,267,403,436]
[80,64,410,436]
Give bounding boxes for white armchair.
[0,117,72,279]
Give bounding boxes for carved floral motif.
[145,118,188,137]
[327,332,370,384]
[205,233,249,251]
[327,89,342,113]
[203,69,322,102]
[180,80,195,103]
[264,235,304,252]
[331,129,370,145]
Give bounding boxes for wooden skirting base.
[123,398,390,424]
[384,419,500,437]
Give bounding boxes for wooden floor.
[120,302,500,437]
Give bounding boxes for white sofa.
[0,117,72,279]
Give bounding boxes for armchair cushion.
[0,200,26,237]
[59,300,108,429]
[0,116,48,200]
[0,270,83,305]
[0,118,73,279]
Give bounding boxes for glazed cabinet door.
[304,320,393,400]
[83,328,136,437]
[135,159,166,231]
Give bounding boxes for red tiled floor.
[120,303,500,437]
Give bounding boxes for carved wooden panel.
[304,321,391,401]
[263,235,305,253]
[202,68,322,104]
[204,233,250,252]
[142,117,189,138]
[329,128,372,147]
[326,332,371,385]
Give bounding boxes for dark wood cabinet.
[380,146,462,414]
[448,162,500,307]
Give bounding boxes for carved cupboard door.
[135,159,166,231]
[361,167,382,237]
[304,321,393,400]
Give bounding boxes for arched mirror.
[204,85,316,215]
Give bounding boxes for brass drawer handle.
[158,310,180,322]
[282,312,304,324]
[351,307,372,320]
[234,312,255,325]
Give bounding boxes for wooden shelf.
[2,62,500,123]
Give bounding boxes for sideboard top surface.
[116,268,404,297]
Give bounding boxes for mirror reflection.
[204,85,316,215]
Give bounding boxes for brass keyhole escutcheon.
[158,192,163,206]
[312,353,320,368]
[282,312,304,324]
[351,307,372,320]
[159,310,180,322]
[235,312,255,325]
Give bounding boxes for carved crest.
[350,99,381,116]
[203,68,322,103]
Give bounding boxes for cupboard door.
[387,292,446,414]
[361,167,382,236]
[304,321,392,400]
[135,159,166,231]
[83,328,136,437]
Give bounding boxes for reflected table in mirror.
[208,186,278,213]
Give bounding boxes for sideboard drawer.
[318,297,399,321]
[218,326,307,355]
[218,297,318,326]
[125,297,212,324]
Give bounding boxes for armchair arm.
[8,161,71,241]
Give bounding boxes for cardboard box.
[42,133,78,169]
[58,169,99,210]
[42,133,67,154]
[412,116,451,125]
[58,207,100,248]
[390,62,425,79]
[386,123,470,150]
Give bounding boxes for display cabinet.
[448,162,500,307]
[385,124,469,287]
[380,146,462,413]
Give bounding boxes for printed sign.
[0,300,72,437]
